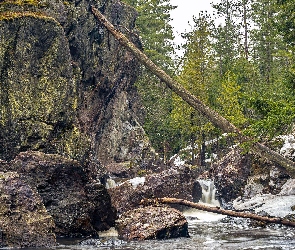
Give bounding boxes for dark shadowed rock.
[8,151,116,237]
[116,206,189,241]
[208,148,251,203]
[0,0,157,167]
[0,172,56,248]
[108,166,199,214]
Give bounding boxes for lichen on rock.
[0,13,79,160]
[0,171,56,248]
[116,206,189,241]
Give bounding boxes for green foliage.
[122,0,295,160]
[276,0,295,47]
[217,71,246,127]
[122,0,177,160]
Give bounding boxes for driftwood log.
[140,198,295,227]
[91,6,295,178]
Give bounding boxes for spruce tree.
[122,0,177,160]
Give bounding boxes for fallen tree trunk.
[91,7,295,177]
[140,198,295,227]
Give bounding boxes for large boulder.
[116,206,189,241]
[0,0,156,167]
[6,151,116,237]
[0,172,56,248]
[108,166,200,214]
[207,148,251,203]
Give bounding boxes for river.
[53,209,295,250]
[52,179,295,250]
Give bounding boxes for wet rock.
[208,148,251,203]
[116,206,189,241]
[8,151,116,237]
[0,172,56,248]
[108,166,198,214]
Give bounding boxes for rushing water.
[8,180,295,250]
[53,213,295,250]
[52,180,295,250]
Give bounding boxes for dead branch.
[140,198,295,227]
[91,6,295,177]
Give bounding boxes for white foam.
[105,178,117,189]
[183,208,226,222]
[98,227,118,237]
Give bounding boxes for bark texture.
[140,198,295,228]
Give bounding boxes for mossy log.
[91,7,295,178]
[140,198,295,228]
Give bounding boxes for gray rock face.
[116,206,189,241]
[8,151,117,237]
[0,0,155,167]
[0,172,56,248]
[0,0,158,245]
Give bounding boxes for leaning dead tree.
[91,7,295,177]
[140,198,295,227]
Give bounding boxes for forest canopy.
[122,0,295,165]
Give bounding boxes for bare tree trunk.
[91,7,295,177]
[243,0,249,60]
[140,198,295,227]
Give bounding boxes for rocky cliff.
[0,0,157,246]
[0,0,154,167]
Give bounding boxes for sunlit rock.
[116,206,189,241]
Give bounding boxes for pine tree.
[212,0,242,75]
[122,0,177,160]
[217,71,246,127]
[171,13,216,165]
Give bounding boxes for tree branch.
[140,198,295,227]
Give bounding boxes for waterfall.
[105,178,117,189]
[197,179,220,207]
[184,179,225,222]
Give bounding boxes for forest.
[122,0,295,165]
[0,0,295,248]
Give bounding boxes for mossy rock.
[0,14,86,160]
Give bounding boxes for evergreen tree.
[122,0,177,160]
[212,0,242,75]
[217,71,246,127]
[171,13,216,165]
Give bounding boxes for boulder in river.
[207,148,251,203]
[108,166,200,214]
[7,151,116,237]
[0,172,56,248]
[116,206,189,241]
